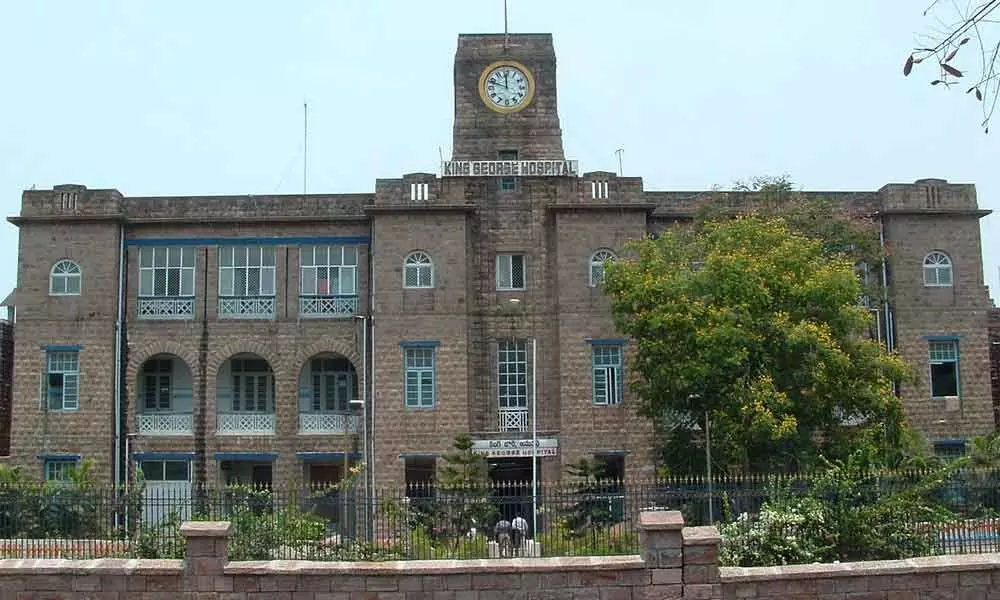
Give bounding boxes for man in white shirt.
[511,514,529,556]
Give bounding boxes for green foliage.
[719,456,958,566]
[559,458,623,541]
[603,212,914,475]
[0,459,107,540]
[418,434,497,555]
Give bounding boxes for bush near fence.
[0,467,997,564]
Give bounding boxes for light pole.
[531,337,538,544]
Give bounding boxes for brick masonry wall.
[2,510,997,600]
[720,555,1000,600]
[990,308,1000,430]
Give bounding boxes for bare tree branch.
[905,0,1000,132]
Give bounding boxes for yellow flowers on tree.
[603,215,914,475]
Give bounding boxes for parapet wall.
[0,512,997,599]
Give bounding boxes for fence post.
[181,520,232,587]
[639,510,685,597]
[682,525,722,599]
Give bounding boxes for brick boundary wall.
[0,511,996,599]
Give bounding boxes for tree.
[431,434,497,553]
[903,0,1000,132]
[603,215,914,475]
[560,457,622,543]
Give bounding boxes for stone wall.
[0,510,998,599]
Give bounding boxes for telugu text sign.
[441,160,579,177]
[471,438,559,458]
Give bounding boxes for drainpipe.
[879,214,894,353]
[368,218,377,536]
[114,223,125,490]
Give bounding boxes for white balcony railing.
[138,297,195,320]
[299,295,358,318]
[218,296,275,319]
[217,413,275,435]
[298,412,361,434]
[498,407,530,432]
[137,412,194,435]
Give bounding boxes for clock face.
[479,61,535,113]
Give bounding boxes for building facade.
[3,33,997,492]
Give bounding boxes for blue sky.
[0,1,996,304]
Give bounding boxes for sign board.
[471,438,559,458]
[441,160,579,177]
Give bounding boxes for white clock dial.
[484,66,530,108]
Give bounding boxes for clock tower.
[451,33,565,161]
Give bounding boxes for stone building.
[3,33,996,495]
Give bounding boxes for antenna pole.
[303,102,308,195]
[503,0,509,50]
[615,148,624,176]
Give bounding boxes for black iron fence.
[0,468,998,562]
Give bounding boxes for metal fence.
[0,468,998,563]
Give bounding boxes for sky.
[0,0,996,305]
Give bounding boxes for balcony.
[298,411,361,434]
[217,413,275,435]
[299,295,358,318]
[218,296,275,320]
[137,412,193,436]
[138,297,195,320]
[498,407,530,433]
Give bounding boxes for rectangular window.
[219,246,276,297]
[496,254,526,290]
[45,351,80,411]
[310,357,355,412]
[933,441,966,462]
[929,340,959,398]
[592,344,624,406]
[230,358,274,412]
[300,246,358,296]
[404,348,435,408]
[138,248,195,298]
[44,459,77,482]
[139,460,190,481]
[498,340,528,409]
[143,358,173,411]
[498,149,518,192]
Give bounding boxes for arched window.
[403,251,434,289]
[49,260,82,295]
[923,251,953,287]
[589,249,617,287]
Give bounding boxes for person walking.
[511,513,529,556]
[494,517,513,558]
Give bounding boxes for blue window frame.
[928,339,960,398]
[43,457,79,482]
[45,350,80,411]
[404,346,436,408]
[592,344,624,406]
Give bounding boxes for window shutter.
[39,372,45,410]
[63,374,79,410]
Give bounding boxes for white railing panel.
[498,407,530,432]
[217,413,275,435]
[218,296,275,319]
[137,412,194,435]
[299,295,358,318]
[298,412,361,434]
[138,297,195,320]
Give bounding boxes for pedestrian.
[494,517,513,558]
[511,513,529,556]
